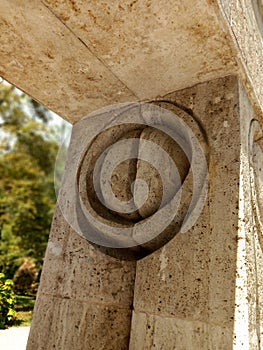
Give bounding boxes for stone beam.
[41,0,237,101]
[0,0,237,123]
[0,0,137,123]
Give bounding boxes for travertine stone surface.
[0,0,238,122]
[234,83,263,349]
[27,205,136,350]
[0,0,136,123]
[136,127,189,218]
[42,0,236,100]
[40,216,136,303]
[0,1,262,349]
[218,0,263,118]
[129,76,263,349]
[130,311,232,350]
[1,0,263,126]
[27,76,263,349]
[28,295,132,350]
[79,123,189,226]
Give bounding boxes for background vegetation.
[0,82,68,328]
[0,273,16,328]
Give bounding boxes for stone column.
[27,75,263,350]
[26,121,138,349]
[26,206,136,350]
[129,76,263,349]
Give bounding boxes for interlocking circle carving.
[55,102,208,259]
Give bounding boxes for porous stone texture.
[0,0,136,123]
[135,126,189,219]
[27,205,137,350]
[218,0,263,118]
[54,101,207,257]
[0,0,237,122]
[41,0,236,101]
[129,76,263,349]
[29,295,132,350]
[129,311,232,350]
[1,1,263,129]
[0,2,262,349]
[27,76,263,349]
[236,85,263,349]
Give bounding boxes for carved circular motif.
[55,102,208,259]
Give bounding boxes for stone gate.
[1,1,263,349]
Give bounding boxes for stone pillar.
[129,76,263,349]
[26,205,136,350]
[26,146,137,350]
[27,75,263,349]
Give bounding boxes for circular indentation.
[55,102,208,259]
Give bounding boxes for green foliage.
[0,273,16,329]
[0,82,61,278]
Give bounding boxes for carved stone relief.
[57,102,208,259]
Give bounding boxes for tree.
[0,82,60,278]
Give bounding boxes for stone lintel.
[0,0,238,123]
